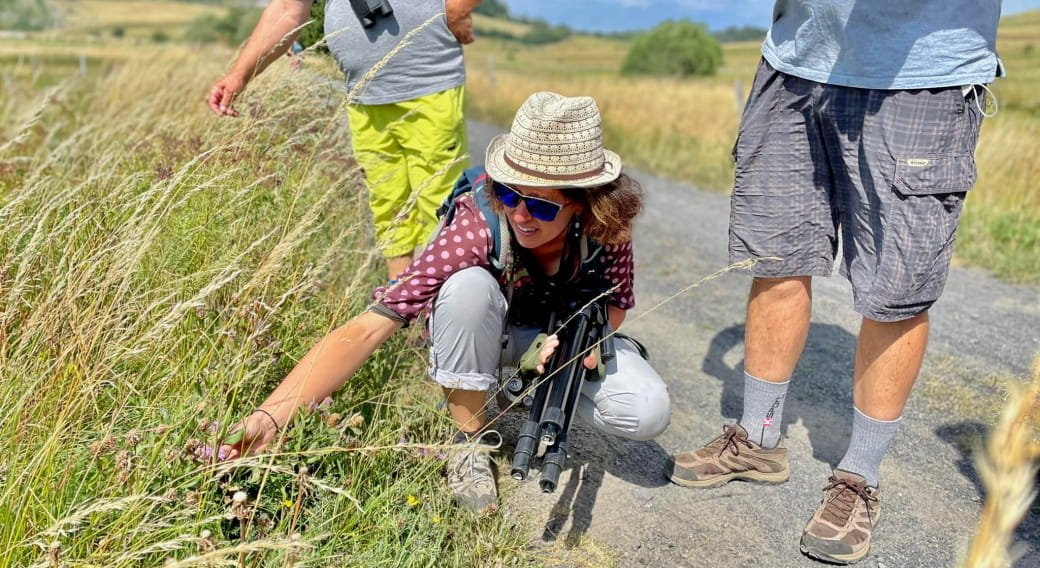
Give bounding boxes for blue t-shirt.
[762,0,1003,89]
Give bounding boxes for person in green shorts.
[207,0,483,280]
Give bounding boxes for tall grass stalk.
[0,47,527,566]
[961,357,1040,568]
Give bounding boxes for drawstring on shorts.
[963,83,999,118]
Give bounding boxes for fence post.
[734,78,744,113]
[79,54,87,76]
[487,54,495,88]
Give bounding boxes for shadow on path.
[702,322,859,466]
[494,408,671,547]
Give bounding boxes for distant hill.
[712,25,767,43]
[474,3,764,45]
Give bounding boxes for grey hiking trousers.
[428,267,671,442]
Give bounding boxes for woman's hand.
[196,411,278,462]
[535,334,597,374]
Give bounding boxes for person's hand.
[536,334,597,374]
[207,74,248,117]
[196,411,278,462]
[445,0,476,44]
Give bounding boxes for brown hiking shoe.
[800,470,881,565]
[446,430,502,513]
[667,424,790,488]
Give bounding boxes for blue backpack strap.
[437,166,509,274]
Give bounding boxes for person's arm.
[207,0,315,116]
[219,311,402,459]
[608,305,626,332]
[445,0,482,44]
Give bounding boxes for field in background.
[46,0,222,37]
[466,13,1040,285]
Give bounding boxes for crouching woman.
[217,92,671,512]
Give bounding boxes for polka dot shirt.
[371,194,635,324]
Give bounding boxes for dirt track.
[467,121,1040,568]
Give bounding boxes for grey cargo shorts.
[729,59,987,322]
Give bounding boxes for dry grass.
[0,41,528,566]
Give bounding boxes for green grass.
[0,48,532,567]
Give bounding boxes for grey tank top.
[324,0,465,105]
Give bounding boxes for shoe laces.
[712,424,754,457]
[821,475,878,526]
[451,430,502,484]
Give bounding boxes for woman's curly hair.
[565,173,643,245]
[488,173,643,245]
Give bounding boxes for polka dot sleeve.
[371,195,495,322]
[602,240,636,310]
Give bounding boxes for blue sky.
[500,0,1040,32]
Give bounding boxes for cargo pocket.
[893,154,977,197]
[872,153,976,315]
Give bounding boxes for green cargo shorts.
[348,85,470,258]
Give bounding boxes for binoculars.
[349,0,393,28]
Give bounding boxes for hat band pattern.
[502,154,605,182]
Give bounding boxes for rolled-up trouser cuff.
[432,369,498,391]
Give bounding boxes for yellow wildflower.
[406,494,419,507]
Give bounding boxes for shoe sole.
[799,536,868,565]
[798,510,880,565]
[669,469,790,488]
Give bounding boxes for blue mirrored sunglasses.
[492,181,568,222]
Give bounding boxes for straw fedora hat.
[485,92,622,188]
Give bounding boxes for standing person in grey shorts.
[668,1,1002,564]
[208,0,483,281]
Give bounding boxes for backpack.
[434,166,512,275]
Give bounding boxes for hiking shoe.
[800,470,881,565]
[667,424,790,488]
[446,430,503,513]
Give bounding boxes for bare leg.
[744,276,813,382]
[444,388,487,434]
[853,312,929,420]
[833,312,928,486]
[386,253,413,282]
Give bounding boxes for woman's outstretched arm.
[220,311,403,459]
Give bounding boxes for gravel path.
[467,121,1040,568]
